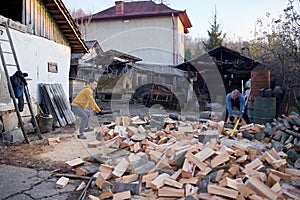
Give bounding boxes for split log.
[242,130,254,140]
[113,181,141,195]
[254,132,265,141]
[285,129,300,138]
[283,117,292,129]
[285,135,294,144]
[271,140,284,152]
[207,184,239,199]
[280,131,288,144]
[197,175,210,194]
[290,115,300,126]
[273,130,284,141]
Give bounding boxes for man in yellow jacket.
[71,79,101,139]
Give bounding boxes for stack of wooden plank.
[57,114,300,199]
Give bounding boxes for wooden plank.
[207,184,238,199]
[245,177,278,200]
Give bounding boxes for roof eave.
[42,0,89,53]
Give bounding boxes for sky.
[62,0,291,41]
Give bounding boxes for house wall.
[84,16,185,65]
[0,26,71,110]
[24,0,69,47]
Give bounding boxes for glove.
[229,116,235,122]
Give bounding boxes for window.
[48,62,58,73]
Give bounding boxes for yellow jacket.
[71,85,101,112]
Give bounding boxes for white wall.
[0,27,71,105]
[84,16,185,65]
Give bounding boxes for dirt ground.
[0,102,155,171]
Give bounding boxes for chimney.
[115,1,124,14]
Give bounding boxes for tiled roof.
[91,1,192,33]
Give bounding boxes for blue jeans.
[72,106,92,134]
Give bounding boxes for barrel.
[250,71,270,100]
[253,97,276,124]
[247,99,254,122]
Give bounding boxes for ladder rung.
[0,38,9,42]
[6,64,17,67]
[2,51,13,54]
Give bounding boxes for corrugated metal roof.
[90,1,192,33]
[42,0,88,53]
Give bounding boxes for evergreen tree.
[204,8,226,50]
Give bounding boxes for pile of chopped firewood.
[55,113,300,200]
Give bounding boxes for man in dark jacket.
[10,70,28,112]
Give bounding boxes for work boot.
[83,127,94,132]
[77,133,87,139]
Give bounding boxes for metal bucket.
[253,97,276,124]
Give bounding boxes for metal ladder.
[0,22,42,143]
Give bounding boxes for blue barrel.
[253,97,276,124]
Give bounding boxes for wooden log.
[245,177,278,200]
[271,140,284,152]
[76,164,99,176]
[65,158,84,170]
[197,175,210,194]
[242,130,254,140]
[95,174,112,189]
[113,181,141,195]
[112,158,129,178]
[207,184,238,199]
[116,174,139,183]
[151,173,170,190]
[254,131,265,141]
[286,148,300,163]
[157,186,185,197]
[210,152,230,168]
[99,190,113,200]
[283,117,292,129]
[280,131,288,144]
[164,177,183,189]
[285,135,294,144]
[290,115,300,126]
[273,130,283,141]
[112,190,131,200]
[295,140,300,152]
[285,129,300,138]
[142,171,159,183]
